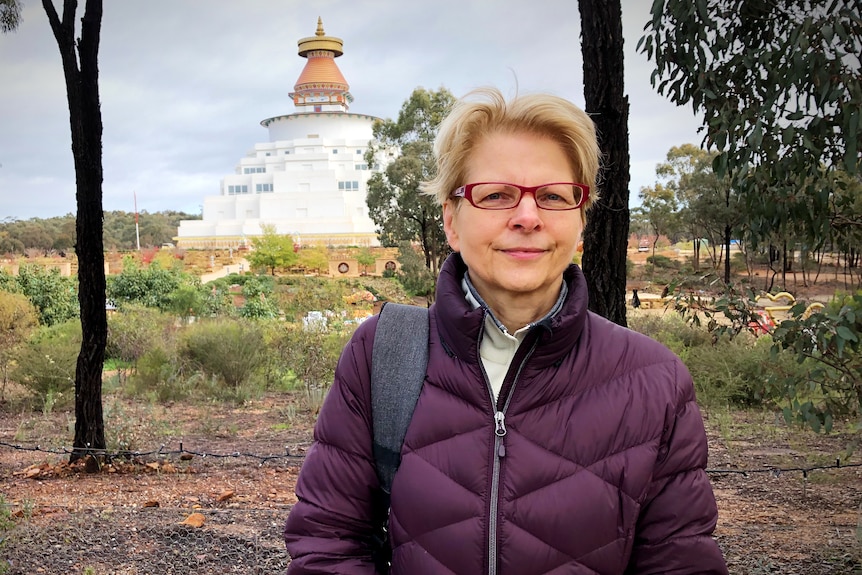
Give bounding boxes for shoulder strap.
[371,302,429,495]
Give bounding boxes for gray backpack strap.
[371,302,430,495]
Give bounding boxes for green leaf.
[809,414,821,434]
[836,325,858,342]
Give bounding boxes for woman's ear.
[443,201,460,252]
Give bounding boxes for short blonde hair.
[420,87,601,217]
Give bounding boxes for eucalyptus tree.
[365,87,455,276]
[2,0,108,460]
[655,144,736,272]
[579,0,630,326]
[638,183,679,260]
[641,0,862,284]
[0,0,21,32]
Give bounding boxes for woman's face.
[443,130,584,309]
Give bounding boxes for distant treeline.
[0,211,200,256]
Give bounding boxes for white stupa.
[176,18,381,249]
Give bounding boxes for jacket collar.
[431,253,590,367]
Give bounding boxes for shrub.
[682,335,776,408]
[11,320,81,410]
[263,321,354,396]
[13,265,78,326]
[629,311,782,409]
[628,311,710,357]
[0,292,39,396]
[279,277,348,321]
[180,318,266,389]
[106,305,177,384]
[106,261,185,311]
[128,346,190,402]
[238,278,279,319]
[646,254,680,269]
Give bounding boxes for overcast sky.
[0,1,705,221]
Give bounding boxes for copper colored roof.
[294,54,348,90]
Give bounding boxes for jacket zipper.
[486,336,538,575]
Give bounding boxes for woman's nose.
[509,192,543,229]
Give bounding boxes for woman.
[284,88,727,574]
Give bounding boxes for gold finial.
[298,17,343,57]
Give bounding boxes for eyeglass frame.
[451,182,591,211]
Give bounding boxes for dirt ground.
[0,391,860,575]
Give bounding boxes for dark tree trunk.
[43,0,106,463]
[724,223,731,284]
[579,0,631,327]
[693,236,700,272]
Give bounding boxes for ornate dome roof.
[294,54,348,89]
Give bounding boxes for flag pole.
[134,191,141,251]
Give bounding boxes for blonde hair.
[420,87,601,219]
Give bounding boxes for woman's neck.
[465,274,563,334]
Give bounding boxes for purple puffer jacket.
[285,254,727,574]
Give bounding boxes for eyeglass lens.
[470,183,582,210]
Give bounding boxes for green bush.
[128,345,190,403]
[278,276,348,321]
[0,292,39,394]
[628,311,710,357]
[629,311,785,409]
[180,318,266,389]
[106,305,177,367]
[11,320,81,410]
[107,261,196,312]
[646,254,680,269]
[238,278,280,319]
[263,321,354,396]
[683,335,773,408]
[12,265,78,326]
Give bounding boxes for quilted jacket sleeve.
[284,319,382,574]
[626,360,728,575]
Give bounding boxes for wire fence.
[3,434,862,482]
[1,440,860,574]
[1,438,859,476]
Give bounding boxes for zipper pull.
[495,411,507,457]
[494,411,507,437]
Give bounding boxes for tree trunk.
[724,223,731,284]
[579,0,630,327]
[43,0,107,463]
[693,236,700,271]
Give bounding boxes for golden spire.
[298,17,344,57]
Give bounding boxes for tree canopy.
[0,0,22,33]
[365,87,455,276]
[655,144,735,272]
[641,0,862,269]
[247,224,298,276]
[0,211,196,256]
[638,182,679,260]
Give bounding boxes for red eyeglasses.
[452,182,590,211]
